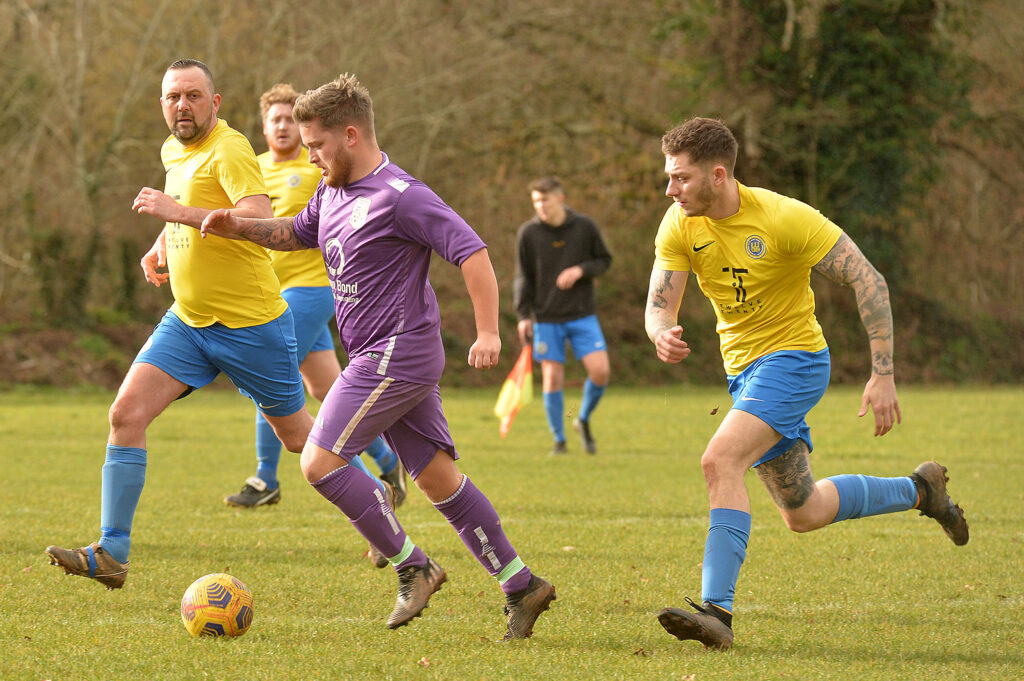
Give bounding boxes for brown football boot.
[46,542,129,590]
[911,461,969,545]
[503,575,557,640]
[386,558,447,629]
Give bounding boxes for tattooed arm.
[813,233,902,435]
[200,209,310,251]
[133,190,271,229]
[645,268,691,363]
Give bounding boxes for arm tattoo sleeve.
[236,217,308,251]
[647,270,675,311]
[814,234,895,375]
[645,270,681,341]
[755,440,816,510]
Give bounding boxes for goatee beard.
[173,121,205,145]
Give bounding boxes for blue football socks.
[254,412,281,489]
[99,444,147,564]
[701,508,751,613]
[827,474,917,522]
[578,378,606,423]
[365,436,398,476]
[543,390,565,443]
[348,454,386,495]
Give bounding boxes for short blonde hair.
[293,73,374,134]
[259,83,300,120]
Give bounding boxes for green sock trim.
[496,556,526,585]
[387,536,415,566]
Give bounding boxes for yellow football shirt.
[654,182,843,375]
[161,119,286,328]
[257,148,329,290]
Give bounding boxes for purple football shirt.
[292,153,486,385]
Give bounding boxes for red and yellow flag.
[494,345,533,437]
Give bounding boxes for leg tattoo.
[755,440,816,511]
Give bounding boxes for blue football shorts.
[282,286,336,361]
[727,348,831,467]
[134,309,305,417]
[533,314,607,364]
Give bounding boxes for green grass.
[1,384,1021,680]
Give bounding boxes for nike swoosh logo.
[741,396,764,402]
[693,241,715,252]
[258,402,282,409]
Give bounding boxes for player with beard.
[226,84,409,555]
[201,73,556,639]
[645,117,969,649]
[46,59,312,589]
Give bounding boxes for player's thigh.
[540,360,564,392]
[282,286,336,362]
[727,349,830,467]
[565,315,608,369]
[110,361,190,428]
[132,310,220,395]
[300,350,341,402]
[579,349,610,385]
[381,385,459,481]
[309,366,434,465]
[208,311,306,418]
[263,407,314,454]
[705,407,784,472]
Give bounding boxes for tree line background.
[1,0,1021,388]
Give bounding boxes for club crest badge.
[745,235,767,259]
[349,196,371,230]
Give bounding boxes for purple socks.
[312,464,426,569]
[434,475,531,594]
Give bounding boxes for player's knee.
[299,457,318,483]
[279,432,307,454]
[301,442,354,483]
[700,448,728,485]
[108,396,145,433]
[779,508,826,534]
[589,365,610,386]
[781,514,815,533]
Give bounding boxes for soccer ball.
[180,573,255,637]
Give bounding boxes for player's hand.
[517,319,533,347]
[654,325,690,364]
[133,187,182,223]
[468,331,501,370]
[858,372,902,436]
[555,265,584,290]
[201,209,239,239]
[140,235,169,287]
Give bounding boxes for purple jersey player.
[201,73,555,640]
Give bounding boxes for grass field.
[1,384,1021,680]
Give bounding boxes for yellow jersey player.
[45,59,312,589]
[645,117,969,649]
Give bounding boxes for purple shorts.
[308,363,459,479]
